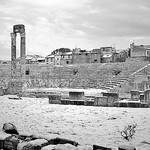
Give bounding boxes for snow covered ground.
[0,95,150,150]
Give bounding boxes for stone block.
[61,99,85,105]
[0,130,11,140]
[39,136,79,146]
[3,122,19,135]
[48,94,61,104]
[118,145,136,150]
[94,96,108,106]
[52,144,76,150]
[93,145,111,150]
[76,145,93,150]
[18,134,38,142]
[4,135,20,150]
[69,91,84,100]
[84,100,94,106]
[17,139,48,150]
[41,145,56,150]
[38,135,58,145]
[0,130,11,149]
[53,137,79,146]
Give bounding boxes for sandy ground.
[0,95,150,150]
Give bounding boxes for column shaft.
[20,32,26,65]
[10,33,16,78]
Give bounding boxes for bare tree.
[120,123,137,141]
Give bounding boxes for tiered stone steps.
[50,60,149,90]
[0,58,149,90]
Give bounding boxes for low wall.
[48,94,61,104]
[94,96,108,106]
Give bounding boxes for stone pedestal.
[69,91,84,100]
[118,145,136,150]
[93,145,111,150]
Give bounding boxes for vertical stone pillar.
[20,32,26,65]
[10,33,17,78]
[9,24,26,95]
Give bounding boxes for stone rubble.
[0,123,136,150]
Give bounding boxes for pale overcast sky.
[0,0,150,60]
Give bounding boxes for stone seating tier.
[0,58,149,90]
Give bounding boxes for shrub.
[120,123,137,141]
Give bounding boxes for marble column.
[10,32,17,78]
[20,32,26,65]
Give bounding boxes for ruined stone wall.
[0,59,149,93]
[72,53,91,64]
[131,46,146,57]
[0,65,11,90]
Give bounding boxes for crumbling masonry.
[10,24,26,78]
[8,25,26,94]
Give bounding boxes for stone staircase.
[50,59,149,90]
[100,63,150,91]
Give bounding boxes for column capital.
[10,33,16,38]
[20,32,26,37]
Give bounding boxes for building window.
[146,50,150,56]
[66,61,69,64]
[25,69,30,75]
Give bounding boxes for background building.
[72,48,102,64]
[45,55,54,65]
[130,43,150,58]
[60,52,72,65]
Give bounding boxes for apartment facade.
[60,52,72,65]
[45,55,54,65]
[130,43,150,58]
